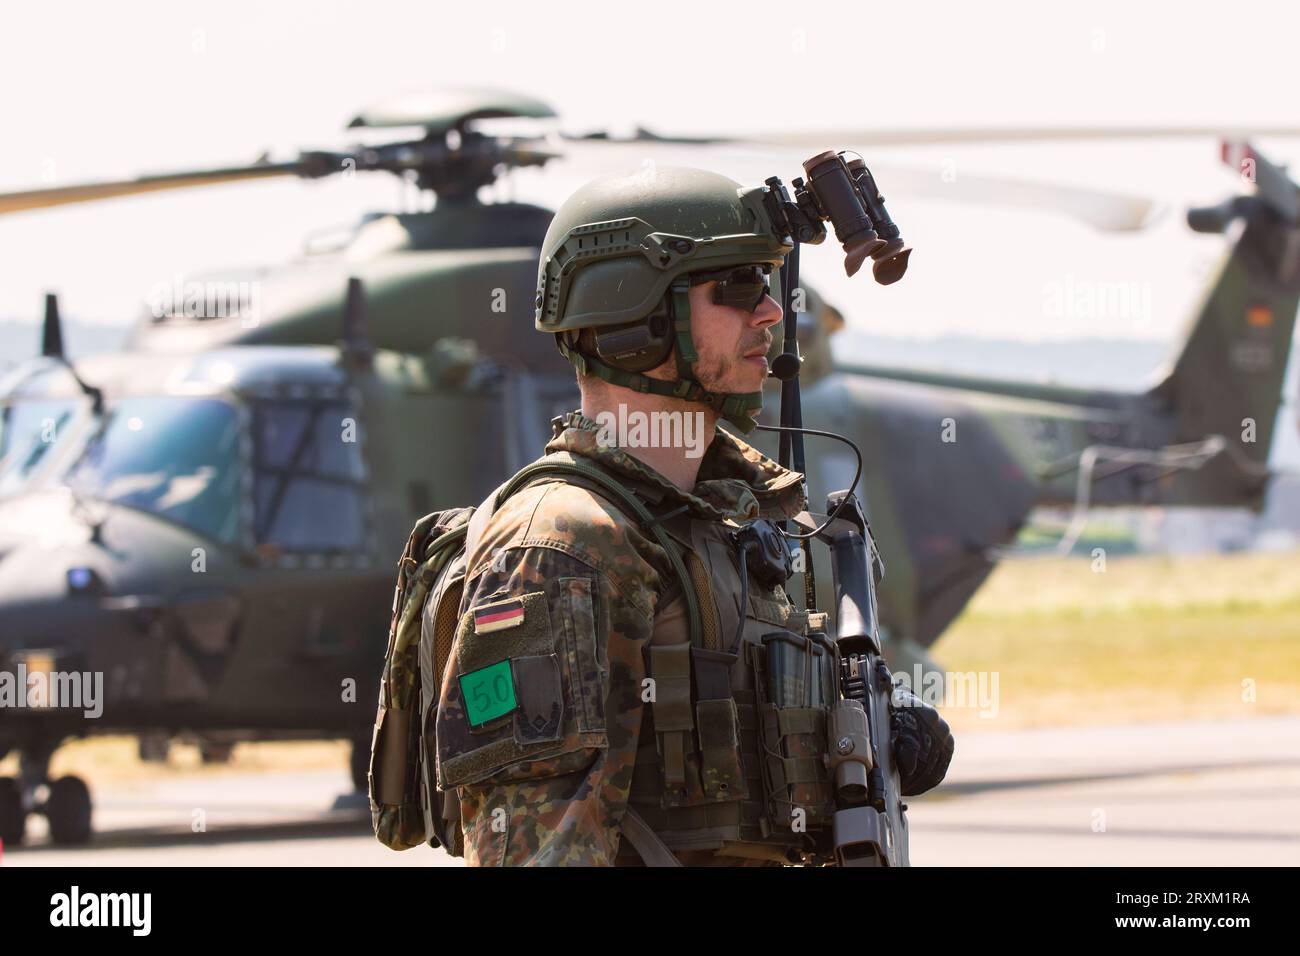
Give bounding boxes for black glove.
[889,683,954,796]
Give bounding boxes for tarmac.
[5,716,1298,866]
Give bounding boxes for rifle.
[756,153,911,866]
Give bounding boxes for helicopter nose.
[0,532,121,727]
[0,491,243,722]
[0,494,109,657]
[0,489,230,599]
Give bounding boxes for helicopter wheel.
[137,733,171,764]
[0,777,27,846]
[44,776,92,846]
[199,741,235,765]
[350,737,371,793]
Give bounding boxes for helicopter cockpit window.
[251,399,366,553]
[0,399,80,496]
[65,396,242,544]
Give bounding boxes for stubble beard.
[696,332,771,395]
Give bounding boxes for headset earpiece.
[593,294,676,373]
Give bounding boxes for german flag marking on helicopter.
[474,598,525,633]
[1247,305,1273,328]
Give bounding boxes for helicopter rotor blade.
[558,123,1300,150]
[0,136,565,217]
[555,138,1158,232]
[742,124,1300,147]
[868,162,1159,232]
[0,160,307,217]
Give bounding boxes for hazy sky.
[2,0,1299,360]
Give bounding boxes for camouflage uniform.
[434,410,805,866]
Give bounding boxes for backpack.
[367,452,702,856]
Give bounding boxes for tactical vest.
[617,501,838,866]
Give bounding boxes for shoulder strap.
[619,806,682,866]
[392,519,470,664]
[491,451,703,648]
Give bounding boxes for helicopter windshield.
[66,396,242,544]
[251,397,366,554]
[0,398,80,496]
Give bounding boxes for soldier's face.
[685,283,783,396]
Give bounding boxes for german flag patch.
[473,596,526,633]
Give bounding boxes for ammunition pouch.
[644,642,749,808]
[752,629,837,833]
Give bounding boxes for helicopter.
[0,89,1296,845]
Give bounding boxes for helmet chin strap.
[557,277,764,433]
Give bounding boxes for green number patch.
[459,659,518,727]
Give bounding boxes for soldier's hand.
[889,683,954,796]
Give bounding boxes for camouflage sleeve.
[441,543,653,866]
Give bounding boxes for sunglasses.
[688,263,772,312]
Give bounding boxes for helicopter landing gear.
[1,742,95,846]
[137,733,171,764]
[199,741,235,764]
[0,776,25,845]
[350,736,371,793]
[45,776,92,845]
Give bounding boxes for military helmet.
[534,166,793,431]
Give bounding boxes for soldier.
[433,166,952,866]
